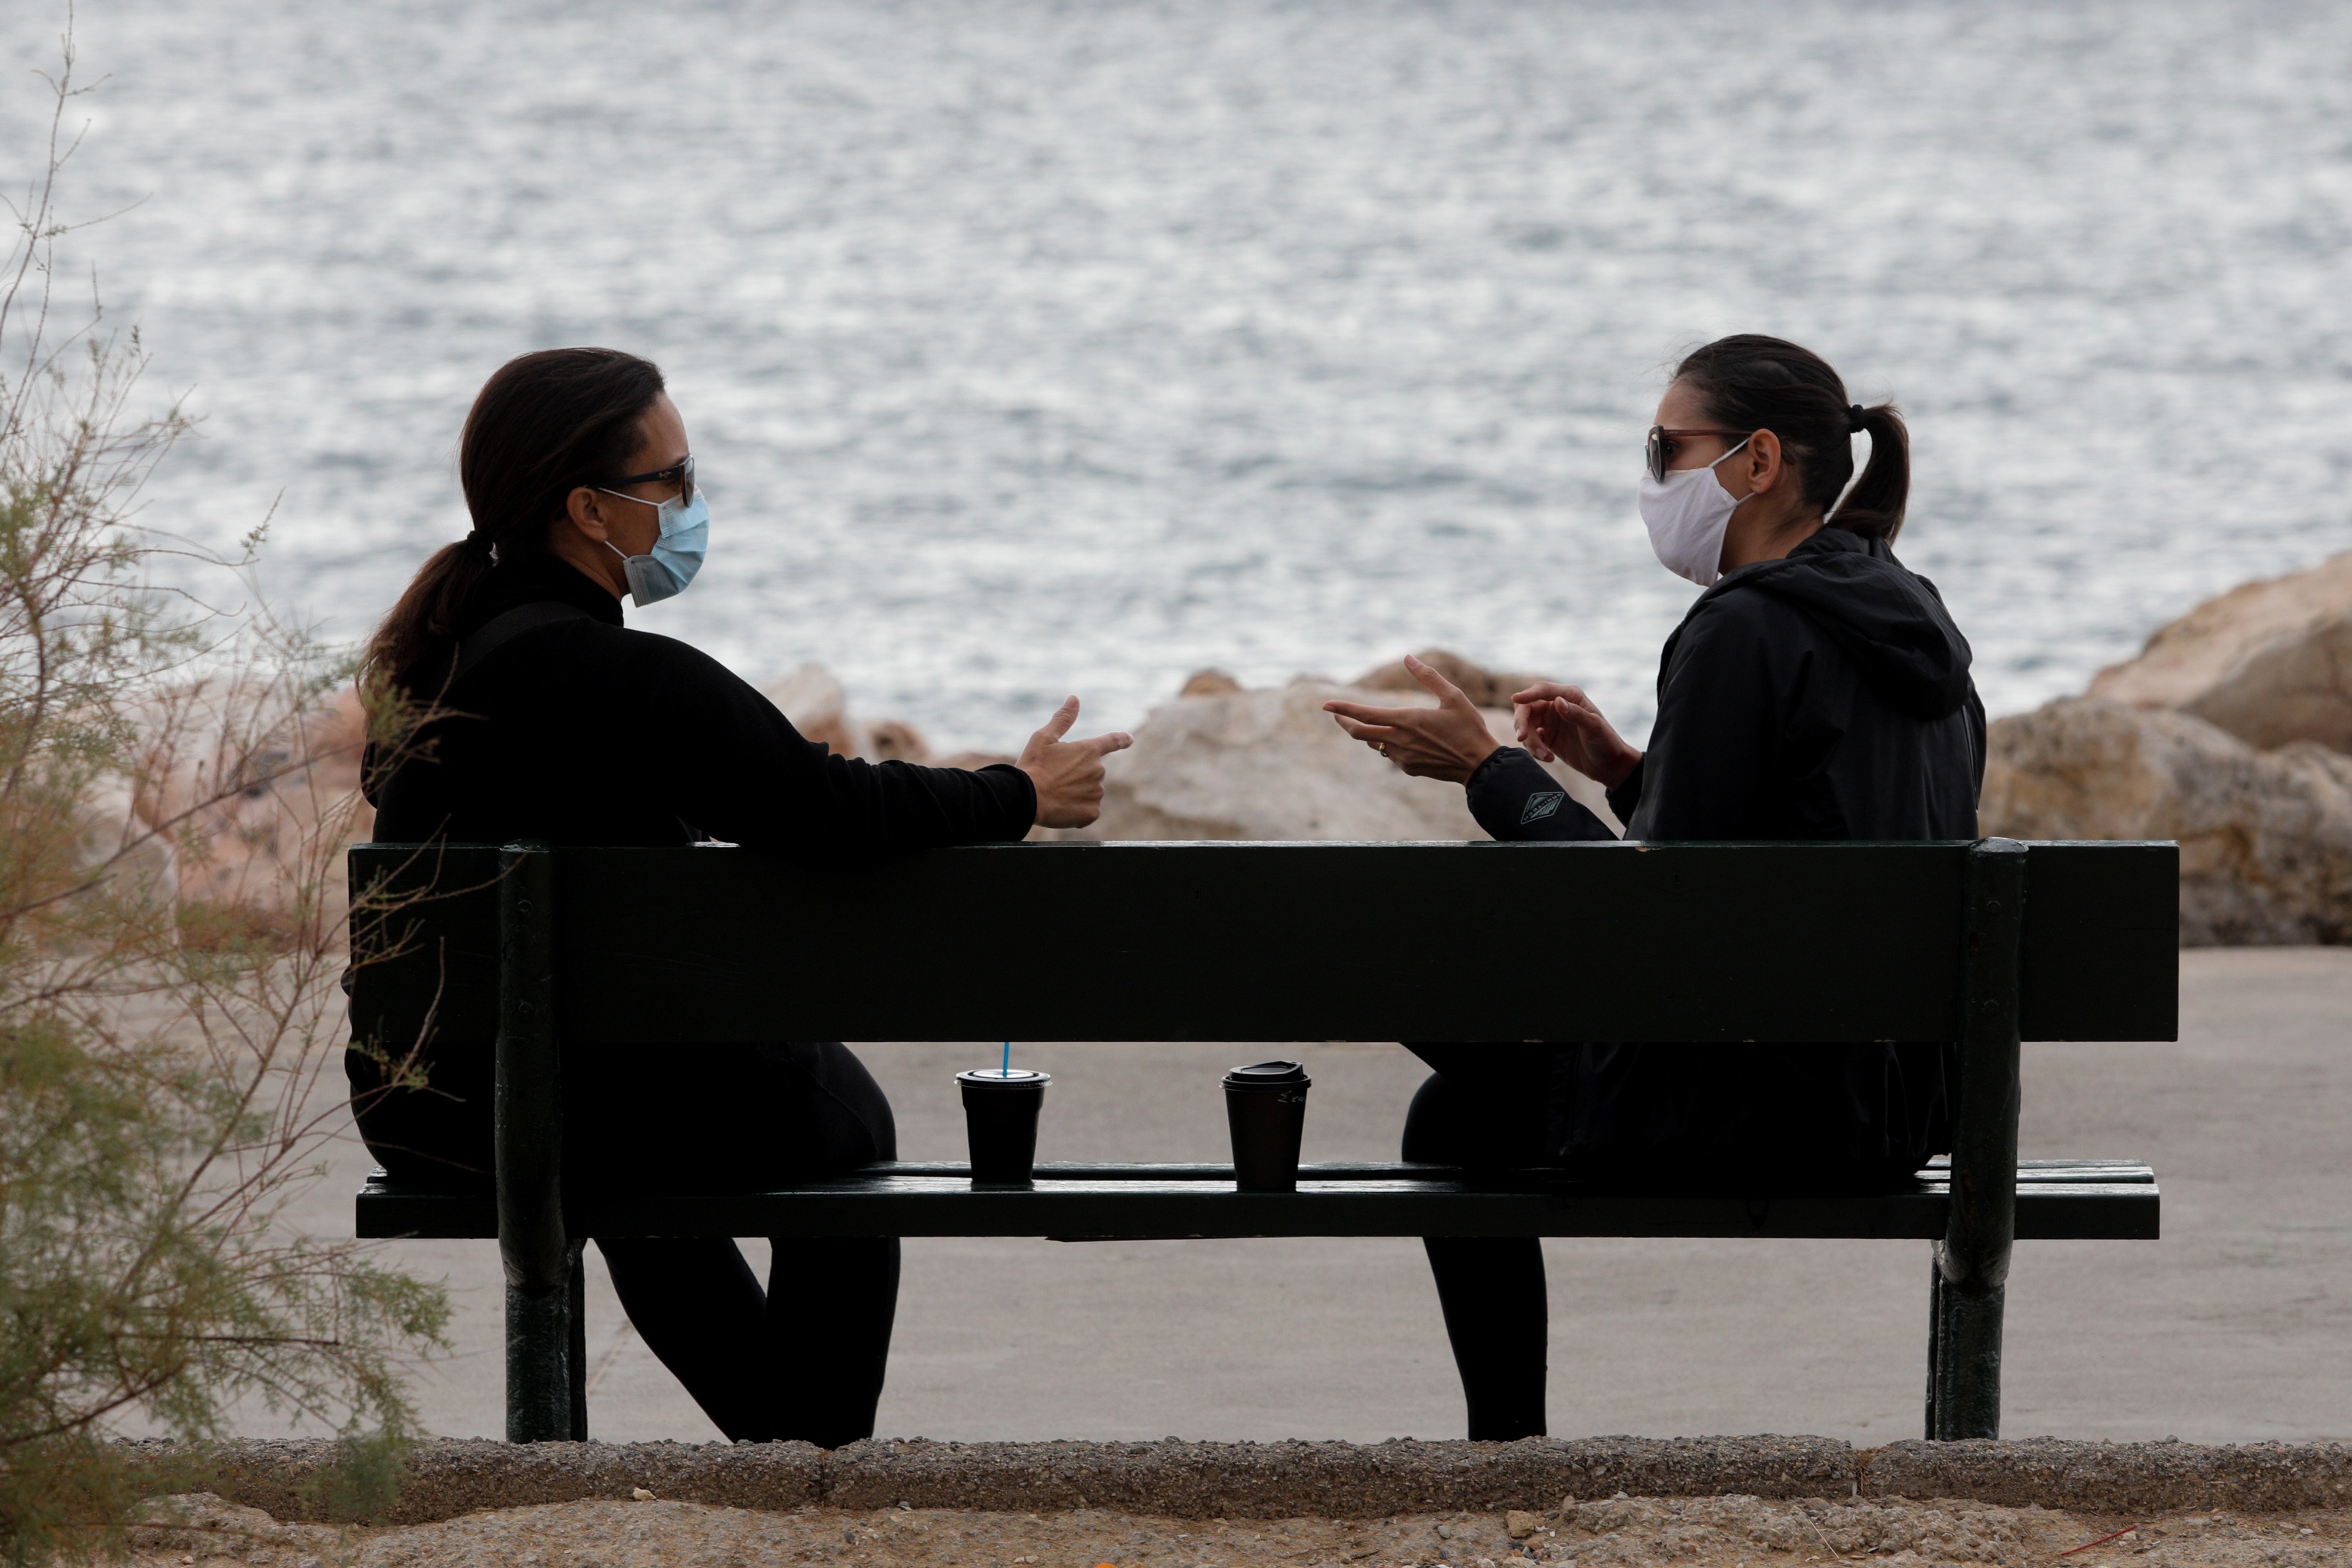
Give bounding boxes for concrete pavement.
[276,947,2351,1446]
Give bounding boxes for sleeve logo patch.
[1519,791,1567,825]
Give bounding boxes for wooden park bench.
[348,837,2175,1446]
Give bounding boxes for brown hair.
[362,347,665,701]
[1672,334,1910,541]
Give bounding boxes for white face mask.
[1638,436,1753,587]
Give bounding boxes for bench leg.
[499,1242,586,1443]
[497,841,576,1443]
[1926,837,2026,1442]
[1926,1258,2006,1440]
[1923,1256,1940,1438]
[504,1269,574,1442]
[569,1242,589,1440]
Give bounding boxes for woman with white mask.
[1324,335,1985,1440]
[353,347,1130,1447]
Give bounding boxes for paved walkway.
[288,948,2350,1446]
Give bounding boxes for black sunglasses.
[606,452,696,504]
[1645,427,1750,484]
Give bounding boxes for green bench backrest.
[347,841,2177,1048]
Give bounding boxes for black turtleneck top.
[366,553,1036,862]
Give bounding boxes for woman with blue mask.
[1323,335,1986,1441]
[352,347,1130,1447]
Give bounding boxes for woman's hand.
[1018,697,1134,828]
[1509,682,1641,789]
[1322,653,1501,785]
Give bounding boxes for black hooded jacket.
[1461,526,1986,1175]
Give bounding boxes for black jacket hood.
[1694,525,1975,720]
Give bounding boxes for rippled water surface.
[8,0,2351,749]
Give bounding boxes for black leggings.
[594,1041,899,1449]
[1401,1044,1557,1442]
[1400,1041,1947,1440]
[352,1039,900,1448]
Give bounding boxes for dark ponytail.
[1671,334,1910,541]
[362,347,666,704]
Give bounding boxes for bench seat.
[357,1156,2157,1243]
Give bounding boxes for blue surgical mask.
[597,489,709,606]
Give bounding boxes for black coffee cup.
[957,1068,1051,1188]
[1223,1059,1312,1192]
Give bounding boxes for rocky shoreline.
[108,552,2352,945]
[1982,548,2352,944]
[784,551,2352,943]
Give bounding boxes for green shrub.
[0,21,449,1563]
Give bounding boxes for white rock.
[755,662,934,763]
[758,661,865,760]
[1980,697,2352,945]
[1351,647,1554,709]
[105,678,375,925]
[2089,548,2352,753]
[1093,678,1619,841]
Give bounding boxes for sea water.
[6,0,2350,751]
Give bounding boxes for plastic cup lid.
[956,1068,1051,1089]
[1224,1059,1310,1086]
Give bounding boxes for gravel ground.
[128,1493,2352,1568]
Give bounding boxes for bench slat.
[346,841,2179,1048]
[355,1161,2157,1243]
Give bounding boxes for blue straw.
[1001,1040,1010,1077]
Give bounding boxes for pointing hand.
[1322,653,1502,785]
[1018,696,1133,828]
